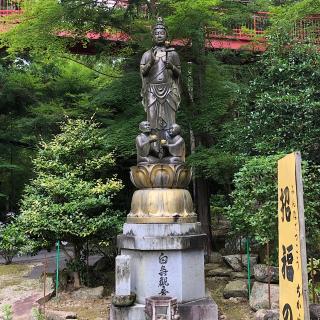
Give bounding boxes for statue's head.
[152,17,168,45]
[169,124,181,137]
[139,121,151,133]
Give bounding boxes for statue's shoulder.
[168,47,180,64]
[140,49,152,64]
[167,46,177,52]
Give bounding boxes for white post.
[115,255,131,296]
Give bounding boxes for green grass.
[0,278,22,290]
[0,264,29,276]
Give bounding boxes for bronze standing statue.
[140,17,181,132]
[137,17,184,164]
[111,16,211,320]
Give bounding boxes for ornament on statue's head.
[153,17,167,32]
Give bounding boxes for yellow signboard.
[278,152,309,320]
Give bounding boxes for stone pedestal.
[110,223,218,319]
[110,164,218,320]
[119,223,206,304]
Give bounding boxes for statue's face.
[169,124,180,137]
[140,122,151,133]
[153,27,167,45]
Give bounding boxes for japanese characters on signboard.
[278,152,309,320]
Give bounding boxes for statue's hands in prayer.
[149,135,158,143]
[160,139,168,146]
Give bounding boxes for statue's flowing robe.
[136,134,158,164]
[164,133,185,163]
[140,48,181,131]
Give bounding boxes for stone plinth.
[111,165,218,319]
[117,223,206,304]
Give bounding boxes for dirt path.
[0,263,52,320]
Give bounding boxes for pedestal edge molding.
[117,234,207,251]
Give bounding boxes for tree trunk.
[73,243,82,289]
[195,177,213,258]
[190,38,214,256]
[146,0,156,17]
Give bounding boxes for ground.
[0,262,51,319]
[46,294,111,320]
[207,277,255,320]
[0,256,255,320]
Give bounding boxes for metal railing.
[209,12,270,39]
[293,14,320,44]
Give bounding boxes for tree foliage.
[227,155,320,247]
[0,219,36,264]
[226,44,320,163]
[225,19,320,247]
[18,118,123,281]
[19,118,123,241]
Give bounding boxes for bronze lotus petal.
[130,164,192,189]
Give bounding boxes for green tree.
[0,220,34,264]
[224,5,320,256]
[226,44,320,162]
[1,0,275,254]
[227,155,320,249]
[19,118,123,286]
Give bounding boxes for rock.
[207,267,232,278]
[205,263,220,274]
[254,264,279,284]
[112,293,136,307]
[45,310,77,320]
[206,276,230,283]
[241,254,258,273]
[230,271,250,279]
[310,304,320,320]
[93,256,114,272]
[71,286,104,300]
[223,255,243,272]
[223,254,258,272]
[223,280,248,299]
[228,297,247,303]
[249,282,279,312]
[209,252,224,264]
[255,309,279,320]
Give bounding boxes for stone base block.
[121,249,205,304]
[110,297,218,320]
[117,223,207,304]
[110,303,145,320]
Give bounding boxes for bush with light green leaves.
[19,118,123,285]
[0,221,34,264]
[227,155,320,247]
